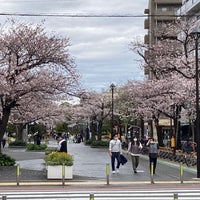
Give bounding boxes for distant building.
[143,0,182,141]
[144,0,182,79]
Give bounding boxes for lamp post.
[110,83,115,136]
[190,28,200,178]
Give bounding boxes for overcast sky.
[0,0,148,92]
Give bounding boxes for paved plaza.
[0,140,198,184]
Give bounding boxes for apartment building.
[144,0,182,79]
[143,0,182,140]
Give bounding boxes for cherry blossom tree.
[130,19,197,80]
[118,76,194,146]
[10,98,69,141]
[127,18,199,146]
[71,91,112,140]
[113,86,142,138]
[0,19,80,147]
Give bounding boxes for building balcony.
[177,0,200,15]
[144,66,149,75]
[144,50,149,58]
[144,9,149,14]
[144,34,149,44]
[154,0,181,3]
[144,19,149,29]
[154,10,178,20]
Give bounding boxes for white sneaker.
[116,169,119,174]
[112,171,116,174]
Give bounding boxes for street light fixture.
[190,26,200,178]
[110,83,115,137]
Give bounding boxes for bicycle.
[182,150,197,167]
[159,146,197,167]
[181,141,197,167]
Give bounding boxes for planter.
[47,165,73,179]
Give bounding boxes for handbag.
[120,154,128,165]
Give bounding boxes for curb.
[0,180,200,187]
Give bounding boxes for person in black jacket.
[56,136,67,153]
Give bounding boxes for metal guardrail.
[1,190,200,200]
[2,163,188,186]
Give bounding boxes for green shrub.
[9,140,27,147]
[0,153,15,166]
[26,143,47,151]
[84,139,93,146]
[45,152,73,166]
[45,147,57,155]
[90,140,109,148]
[45,147,57,151]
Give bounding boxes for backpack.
[149,143,158,154]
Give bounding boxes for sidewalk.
[0,140,198,184]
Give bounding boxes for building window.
[157,4,180,13]
[157,6,168,12]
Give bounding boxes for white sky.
[0,0,148,92]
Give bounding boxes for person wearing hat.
[56,135,67,153]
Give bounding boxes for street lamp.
[110,83,115,136]
[190,26,200,178]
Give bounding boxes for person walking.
[109,133,122,174]
[2,132,8,148]
[35,132,41,145]
[127,136,142,173]
[146,138,159,175]
[56,135,68,153]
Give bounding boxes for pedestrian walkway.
[0,140,199,185]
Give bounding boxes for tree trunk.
[15,124,25,141]
[174,105,182,150]
[0,107,11,151]
[148,120,153,138]
[140,118,144,139]
[156,126,164,146]
[90,121,96,140]
[97,120,103,141]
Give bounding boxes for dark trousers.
[2,140,6,148]
[149,156,157,174]
[36,140,41,145]
[111,152,120,171]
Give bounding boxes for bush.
[9,140,27,147]
[90,140,109,148]
[0,153,15,166]
[45,147,57,155]
[45,147,57,151]
[84,139,93,146]
[45,152,73,166]
[26,143,47,151]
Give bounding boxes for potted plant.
[45,152,73,179]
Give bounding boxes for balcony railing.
[177,0,200,15]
